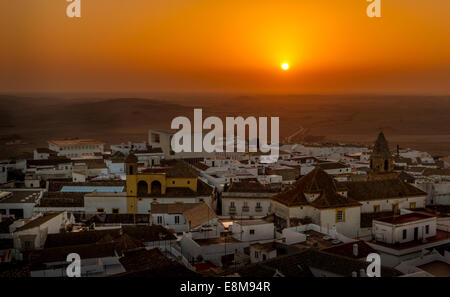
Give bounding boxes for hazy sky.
[1,0,449,94]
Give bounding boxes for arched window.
[384,159,389,171]
[151,180,162,195]
[137,181,148,196]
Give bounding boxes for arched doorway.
[384,159,389,171]
[137,181,148,196]
[151,180,162,195]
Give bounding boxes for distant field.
[0,94,449,159]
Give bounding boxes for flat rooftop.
[0,191,41,204]
[372,230,450,250]
[375,213,435,225]
[293,230,344,249]
[61,186,124,193]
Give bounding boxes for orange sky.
[1,0,449,94]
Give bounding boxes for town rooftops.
[141,160,198,178]
[272,168,361,209]
[15,212,62,232]
[317,162,349,170]
[61,186,124,193]
[374,212,435,225]
[117,248,198,277]
[339,178,426,201]
[27,157,72,167]
[48,139,105,146]
[44,225,176,249]
[226,181,281,193]
[237,248,402,277]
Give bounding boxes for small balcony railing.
[255,206,263,212]
[242,206,250,212]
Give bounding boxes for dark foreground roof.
[116,248,198,277]
[238,248,402,277]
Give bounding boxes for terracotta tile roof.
[340,178,426,201]
[151,203,201,214]
[192,162,210,171]
[142,160,199,178]
[272,168,361,209]
[226,181,280,193]
[183,203,217,228]
[321,240,377,259]
[15,212,63,232]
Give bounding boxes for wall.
[319,207,361,238]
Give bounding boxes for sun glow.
[281,63,289,70]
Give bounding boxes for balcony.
[255,207,263,213]
[242,206,250,212]
[229,207,236,215]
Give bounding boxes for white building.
[222,181,278,219]
[231,219,275,242]
[0,190,43,219]
[0,165,7,184]
[13,212,73,250]
[110,141,147,155]
[271,168,362,238]
[48,139,105,159]
[368,212,450,266]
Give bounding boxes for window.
[249,229,255,235]
[409,202,416,209]
[112,208,119,214]
[373,205,380,213]
[425,225,430,234]
[24,241,33,249]
[230,201,235,208]
[96,208,104,213]
[336,209,345,222]
[254,251,259,258]
[187,180,190,184]
[392,203,399,213]
[256,202,261,208]
[402,229,407,239]
[157,216,163,224]
[175,216,180,224]
[172,181,175,184]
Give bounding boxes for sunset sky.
[1,0,449,94]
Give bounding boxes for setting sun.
[281,63,289,70]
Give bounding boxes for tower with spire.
[368,132,396,180]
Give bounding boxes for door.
[414,227,419,241]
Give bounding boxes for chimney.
[353,243,359,257]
